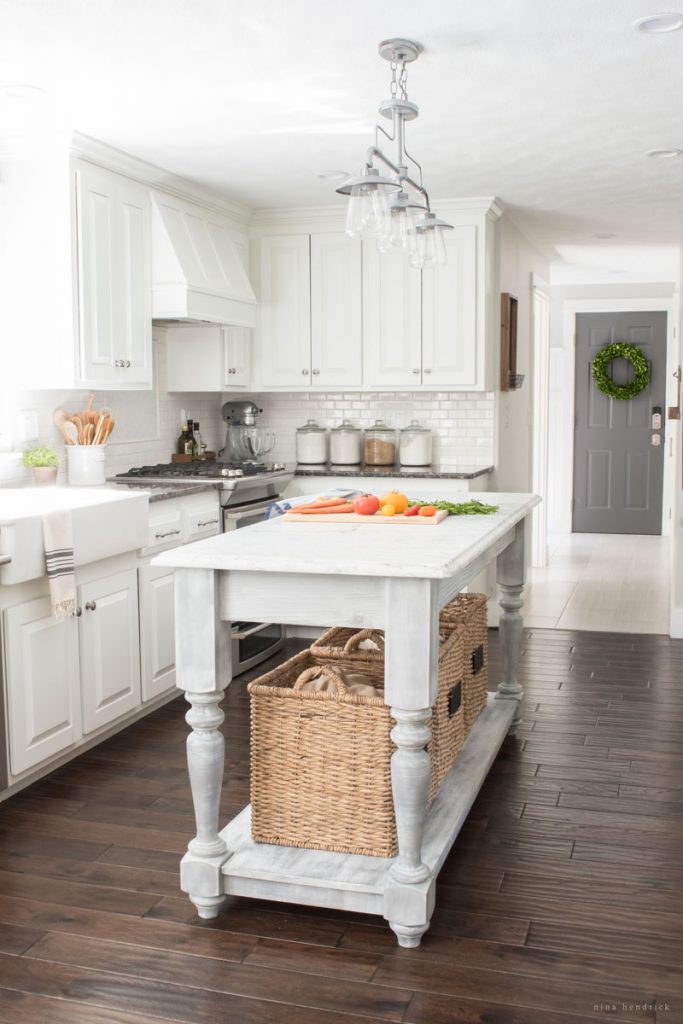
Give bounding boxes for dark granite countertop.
[107,481,223,503]
[294,464,494,480]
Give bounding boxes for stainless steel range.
[116,460,294,673]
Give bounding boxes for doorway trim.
[531,275,551,566]
[556,297,675,537]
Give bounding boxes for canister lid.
[331,419,360,432]
[296,419,326,433]
[400,419,431,433]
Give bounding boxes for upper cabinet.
[76,164,153,388]
[254,232,362,389]
[251,200,500,392]
[165,324,251,391]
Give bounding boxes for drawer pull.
[197,519,219,527]
[155,529,181,539]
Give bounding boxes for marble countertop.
[154,492,539,579]
[107,481,223,503]
[293,464,494,480]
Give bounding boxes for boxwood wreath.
[591,342,650,400]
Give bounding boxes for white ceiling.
[3,0,683,278]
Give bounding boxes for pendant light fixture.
[336,38,452,268]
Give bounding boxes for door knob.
[85,601,97,611]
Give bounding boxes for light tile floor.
[524,533,670,634]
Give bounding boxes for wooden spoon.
[62,421,79,446]
[71,414,84,444]
[93,415,108,445]
[102,416,115,443]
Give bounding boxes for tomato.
[403,504,420,517]
[353,493,380,516]
[418,505,437,517]
[379,491,409,514]
[381,504,396,516]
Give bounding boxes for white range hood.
[151,192,256,327]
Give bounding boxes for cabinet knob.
[85,601,97,612]
[302,369,309,376]
[114,359,122,368]
[74,607,82,617]
[424,368,432,375]
[412,368,420,375]
[312,369,320,376]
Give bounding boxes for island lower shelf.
[211,695,516,916]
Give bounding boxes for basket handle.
[293,664,349,693]
[342,629,385,654]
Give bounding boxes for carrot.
[297,503,355,514]
[295,497,351,512]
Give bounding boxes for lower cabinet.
[4,597,81,776]
[139,564,176,701]
[79,568,141,734]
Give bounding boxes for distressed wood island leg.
[495,519,527,731]
[383,578,439,947]
[174,569,232,919]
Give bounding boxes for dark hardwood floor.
[0,629,680,1023]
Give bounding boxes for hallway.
[524,533,670,635]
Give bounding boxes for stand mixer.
[219,401,275,465]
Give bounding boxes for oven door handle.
[232,621,277,639]
[223,500,276,522]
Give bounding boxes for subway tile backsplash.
[251,391,495,469]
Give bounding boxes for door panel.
[139,565,176,702]
[422,225,478,386]
[258,235,311,386]
[363,244,422,387]
[573,312,666,534]
[310,233,362,387]
[4,598,81,775]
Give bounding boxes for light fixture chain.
[399,60,408,100]
[390,59,398,99]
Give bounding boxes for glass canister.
[295,419,328,464]
[399,420,433,467]
[363,420,397,466]
[330,420,362,465]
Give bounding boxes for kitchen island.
[154,491,539,947]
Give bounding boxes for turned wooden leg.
[383,578,439,948]
[174,569,232,920]
[495,521,526,731]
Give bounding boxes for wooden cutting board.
[283,509,449,525]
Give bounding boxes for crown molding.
[250,196,505,232]
[71,133,253,226]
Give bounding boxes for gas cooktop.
[116,461,288,481]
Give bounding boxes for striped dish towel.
[41,510,76,619]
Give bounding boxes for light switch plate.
[19,409,39,442]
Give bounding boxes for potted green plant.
[22,443,61,486]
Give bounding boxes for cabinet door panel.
[79,569,141,734]
[118,180,152,384]
[223,326,250,388]
[139,566,176,702]
[77,170,117,383]
[422,225,478,387]
[311,234,362,386]
[258,235,311,386]
[4,598,81,776]
[363,245,422,387]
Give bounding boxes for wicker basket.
[312,625,466,803]
[440,593,489,732]
[248,649,397,857]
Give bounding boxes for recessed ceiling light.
[317,170,349,181]
[646,147,683,158]
[0,83,46,100]
[634,12,683,32]
[594,232,617,239]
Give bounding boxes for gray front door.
[573,311,666,535]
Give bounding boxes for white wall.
[492,216,550,493]
[669,275,683,637]
[244,391,495,470]
[1,330,223,487]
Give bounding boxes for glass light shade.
[345,186,373,237]
[420,224,447,267]
[376,205,417,253]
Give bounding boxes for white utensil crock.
[66,445,106,486]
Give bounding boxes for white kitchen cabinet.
[310,233,362,386]
[363,244,422,387]
[4,598,82,776]
[139,564,176,702]
[78,568,141,734]
[256,232,362,388]
[422,225,478,387]
[76,163,152,388]
[258,234,311,386]
[165,325,251,391]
